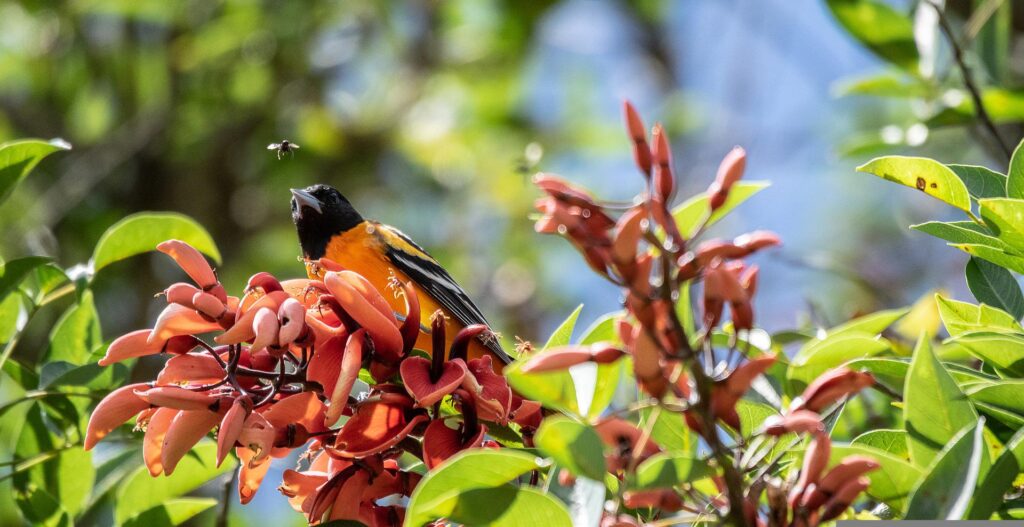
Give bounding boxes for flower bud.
[164,282,200,307]
[157,240,219,290]
[623,101,652,176]
[708,147,746,211]
[791,367,875,413]
[651,124,674,202]
[820,476,870,521]
[761,409,824,436]
[85,382,152,450]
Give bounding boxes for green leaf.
[640,407,694,454]
[0,256,51,305]
[857,156,971,212]
[967,427,1024,519]
[422,485,571,527]
[904,335,978,468]
[828,307,909,337]
[905,421,985,520]
[534,416,606,481]
[833,72,928,98]
[504,306,582,415]
[671,181,769,237]
[0,139,70,205]
[405,449,549,527]
[948,164,1008,200]
[965,257,1024,320]
[1008,139,1024,199]
[965,381,1024,427]
[953,243,1024,274]
[825,0,918,70]
[13,486,71,527]
[852,429,909,459]
[115,441,235,525]
[735,400,778,437]
[92,212,221,274]
[787,333,890,394]
[979,197,1024,252]
[912,221,1009,249]
[951,331,1024,376]
[936,293,1022,336]
[123,498,218,527]
[578,312,623,418]
[544,304,582,349]
[830,443,924,509]
[627,452,712,490]
[45,289,101,365]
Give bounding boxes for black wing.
[380,225,511,363]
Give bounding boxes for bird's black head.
[290,184,364,259]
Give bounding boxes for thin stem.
[927,0,1013,161]
[216,469,237,527]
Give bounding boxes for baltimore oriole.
[290,184,510,367]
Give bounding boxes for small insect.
[267,140,300,159]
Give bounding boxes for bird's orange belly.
[312,235,501,369]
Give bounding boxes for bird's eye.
[291,199,298,212]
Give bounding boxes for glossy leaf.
[951,331,1024,376]
[787,333,890,393]
[948,164,1007,200]
[577,312,622,418]
[92,212,221,274]
[905,421,985,520]
[965,381,1024,427]
[0,139,70,205]
[936,293,1022,337]
[852,429,909,459]
[45,289,101,365]
[627,452,712,490]
[0,256,51,305]
[640,407,694,454]
[967,427,1024,519]
[904,336,978,468]
[534,416,606,481]
[830,443,923,509]
[857,156,971,212]
[115,441,235,525]
[825,0,918,70]
[953,243,1024,274]
[123,498,218,527]
[405,449,550,527]
[828,307,909,337]
[505,306,581,415]
[912,221,1008,249]
[1008,139,1024,199]
[965,257,1024,320]
[978,197,1024,252]
[672,181,769,237]
[421,485,571,527]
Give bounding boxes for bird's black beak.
[290,188,322,218]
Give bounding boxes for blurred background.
[1,0,1021,524]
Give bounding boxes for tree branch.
[927,0,1013,161]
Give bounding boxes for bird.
[290,184,511,368]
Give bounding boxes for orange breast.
[309,223,502,369]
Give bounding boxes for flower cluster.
[522,102,877,526]
[84,240,537,526]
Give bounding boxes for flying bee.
[268,140,300,159]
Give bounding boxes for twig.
[216,469,237,527]
[927,0,1013,161]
